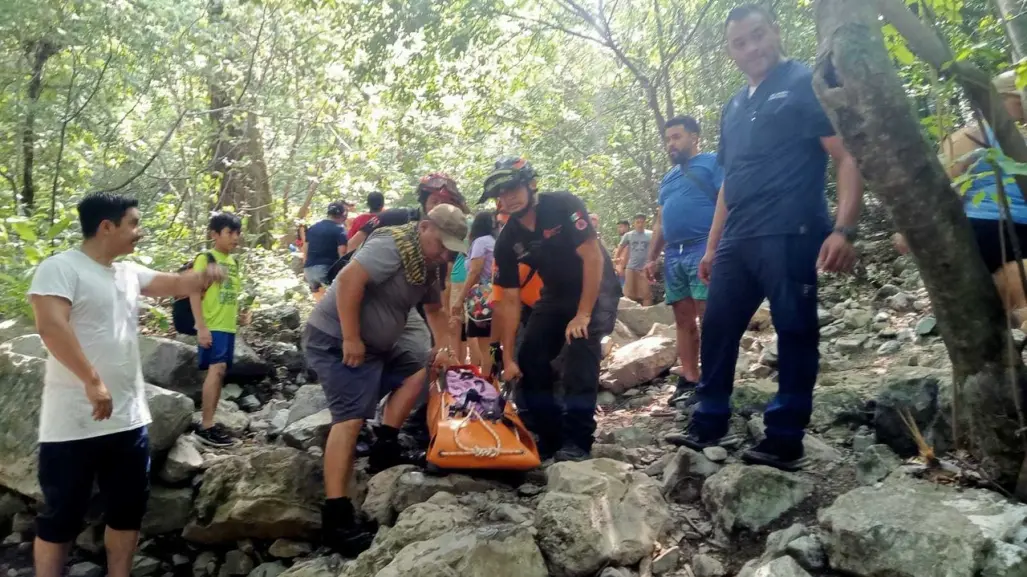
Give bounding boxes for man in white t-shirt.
[27,192,224,577]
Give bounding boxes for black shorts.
[969,217,1027,273]
[36,426,151,543]
[465,319,491,339]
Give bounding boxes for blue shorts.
[36,427,151,542]
[198,331,235,370]
[664,244,708,304]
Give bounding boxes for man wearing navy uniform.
[667,4,863,471]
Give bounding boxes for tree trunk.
[21,40,58,215]
[813,0,1027,488]
[993,0,1027,62]
[243,112,273,248]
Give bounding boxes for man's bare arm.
[822,135,863,229]
[336,262,369,340]
[31,295,100,387]
[142,269,220,299]
[423,302,449,351]
[497,291,521,365]
[648,208,665,263]
[347,231,368,253]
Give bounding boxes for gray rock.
[886,292,914,313]
[873,369,952,457]
[981,542,1027,577]
[851,427,875,452]
[160,435,204,484]
[194,551,218,577]
[786,535,827,571]
[915,316,937,336]
[193,400,249,437]
[286,385,328,426]
[662,446,722,503]
[820,324,842,339]
[652,546,682,575]
[75,525,103,554]
[819,479,1027,577]
[218,550,254,577]
[238,395,261,412]
[835,335,867,354]
[251,304,302,332]
[277,556,345,577]
[702,446,728,463]
[843,309,872,329]
[247,563,286,577]
[282,409,331,451]
[2,532,20,545]
[261,342,304,373]
[140,336,203,394]
[361,465,418,526]
[592,443,633,463]
[68,562,103,577]
[749,557,812,577]
[267,539,313,559]
[184,447,324,543]
[691,554,727,577]
[535,459,670,577]
[875,284,901,299]
[598,569,634,577]
[1013,329,1027,351]
[617,303,675,338]
[702,465,812,534]
[0,492,26,526]
[605,426,655,449]
[391,470,505,514]
[0,350,193,499]
[370,525,548,577]
[131,555,162,577]
[227,339,273,382]
[2,335,44,358]
[646,323,676,339]
[221,384,244,400]
[600,337,677,394]
[857,444,902,485]
[877,341,902,355]
[597,391,617,407]
[141,486,193,534]
[816,308,834,327]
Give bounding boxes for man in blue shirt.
[304,202,348,299]
[666,4,863,471]
[645,116,723,404]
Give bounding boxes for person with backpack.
[188,212,244,448]
[484,157,621,462]
[28,193,226,577]
[453,211,497,375]
[304,202,348,300]
[303,204,467,555]
[644,115,724,405]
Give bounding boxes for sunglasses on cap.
[418,174,459,195]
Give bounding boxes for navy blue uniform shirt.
[718,60,835,240]
[304,219,347,268]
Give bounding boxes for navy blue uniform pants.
[694,233,823,445]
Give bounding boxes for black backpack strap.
[521,266,537,288]
[683,169,719,204]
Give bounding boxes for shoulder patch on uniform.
[768,90,790,101]
[575,219,587,231]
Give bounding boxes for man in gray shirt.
[616,213,654,305]
[303,204,468,556]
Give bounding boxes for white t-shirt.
[27,249,157,443]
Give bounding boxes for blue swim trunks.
[198,331,236,370]
[664,244,708,304]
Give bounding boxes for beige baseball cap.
[994,70,1020,96]
[427,204,470,253]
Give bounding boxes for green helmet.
[479,157,537,204]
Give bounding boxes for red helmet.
[416,173,468,213]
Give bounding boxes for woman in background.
[455,211,497,375]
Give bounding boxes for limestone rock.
[260,342,304,373]
[604,426,655,449]
[617,303,675,338]
[651,546,682,575]
[819,479,1027,577]
[535,459,670,577]
[372,525,548,577]
[183,447,324,543]
[68,562,103,577]
[600,336,677,394]
[140,336,203,394]
[361,465,418,527]
[160,434,204,484]
[873,369,952,457]
[146,384,197,452]
[194,400,250,437]
[286,385,328,426]
[267,539,312,559]
[229,338,273,382]
[856,444,902,485]
[277,556,345,577]
[662,446,722,503]
[247,562,287,577]
[751,557,812,577]
[2,334,44,357]
[141,486,193,534]
[391,470,506,514]
[282,409,331,451]
[131,555,161,577]
[691,554,727,577]
[219,550,254,577]
[702,465,812,534]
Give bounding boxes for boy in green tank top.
[190,212,243,447]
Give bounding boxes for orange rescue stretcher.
[426,364,541,471]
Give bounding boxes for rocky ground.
[1,233,1027,577]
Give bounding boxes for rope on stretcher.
[436,375,527,459]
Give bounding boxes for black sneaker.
[664,428,741,451]
[668,376,697,405]
[367,438,425,474]
[194,424,235,448]
[553,444,590,463]
[321,500,375,557]
[742,439,807,472]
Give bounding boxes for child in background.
[190,212,243,447]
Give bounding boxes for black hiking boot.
[664,426,741,451]
[194,423,235,448]
[321,498,375,558]
[367,425,425,474]
[668,376,698,406]
[742,438,807,472]
[553,444,590,463]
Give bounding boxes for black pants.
[969,217,1027,273]
[516,302,611,456]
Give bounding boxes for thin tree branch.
[90,108,188,195]
[657,0,716,84]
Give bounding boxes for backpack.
[324,251,353,287]
[172,252,215,335]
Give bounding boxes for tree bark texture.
[21,40,58,214]
[993,0,1027,62]
[814,0,1027,487]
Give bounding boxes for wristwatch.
[833,226,858,243]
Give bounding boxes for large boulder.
[229,338,273,381]
[0,349,193,499]
[277,556,345,577]
[702,465,812,534]
[373,525,547,577]
[600,336,677,394]
[3,334,44,357]
[260,342,305,374]
[141,486,193,535]
[662,446,722,503]
[819,478,1027,577]
[361,465,418,527]
[140,336,202,394]
[159,435,203,483]
[183,447,323,543]
[390,470,507,515]
[535,459,670,577]
[617,303,675,338]
[873,369,952,457]
[282,409,331,450]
